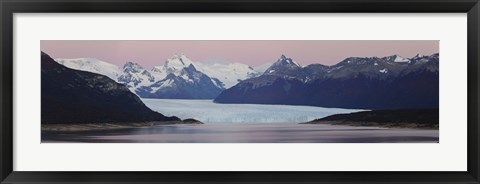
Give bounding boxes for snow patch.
[393,55,411,63]
[194,62,259,88]
[160,79,174,88]
[55,58,122,80]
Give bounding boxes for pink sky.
[41,40,439,68]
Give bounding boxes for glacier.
[141,98,364,124]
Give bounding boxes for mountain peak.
[124,61,141,67]
[394,55,410,63]
[263,55,301,75]
[165,54,194,69]
[273,54,301,67]
[384,54,410,63]
[123,62,144,72]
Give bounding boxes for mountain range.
[214,53,439,110]
[56,54,260,99]
[42,52,180,124]
[55,52,439,110]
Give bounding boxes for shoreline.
[42,108,439,132]
[41,123,439,143]
[42,121,202,132]
[41,121,435,133]
[303,109,439,129]
[301,121,439,129]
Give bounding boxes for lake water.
[42,123,439,143]
[141,99,364,124]
[42,99,439,143]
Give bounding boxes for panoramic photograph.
[41,40,439,143]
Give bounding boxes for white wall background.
[13,13,467,171]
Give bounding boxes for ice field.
[141,99,364,124]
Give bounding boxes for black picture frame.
[1,0,479,183]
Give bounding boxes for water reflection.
[42,124,439,143]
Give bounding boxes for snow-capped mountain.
[268,54,301,68]
[215,53,439,110]
[263,55,302,77]
[164,54,195,75]
[117,62,156,91]
[55,54,260,99]
[150,54,259,88]
[386,55,411,63]
[195,62,259,88]
[55,58,123,80]
[136,64,224,99]
[116,56,227,99]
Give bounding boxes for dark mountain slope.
[215,54,439,110]
[41,52,180,124]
